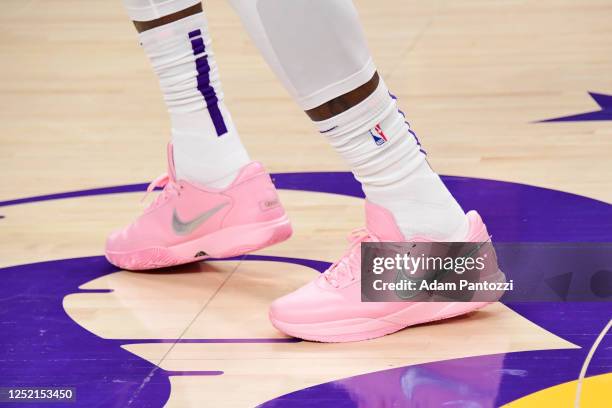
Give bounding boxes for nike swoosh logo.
[172,202,229,236]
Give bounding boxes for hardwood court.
[1,1,610,407]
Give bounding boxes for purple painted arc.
[1,172,611,242]
[0,183,150,207]
[1,172,612,407]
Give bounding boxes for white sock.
[315,80,469,241]
[138,12,250,188]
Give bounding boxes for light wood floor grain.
[1,1,610,406]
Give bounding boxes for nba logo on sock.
[369,123,388,146]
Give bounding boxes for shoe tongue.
[166,142,177,182]
[365,201,405,241]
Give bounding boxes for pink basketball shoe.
[269,201,505,342]
[105,145,292,270]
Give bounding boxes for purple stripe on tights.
[389,91,423,154]
[407,128,423,147]
[189,34,227,136]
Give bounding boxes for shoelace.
[141,173,181,208]
[323,228,380,288]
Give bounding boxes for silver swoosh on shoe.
[172,202,229,236]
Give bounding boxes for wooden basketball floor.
[1,1,611,406]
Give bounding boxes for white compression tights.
[124,0,376,110]
[229,0,468,240]
[124,0,469,240]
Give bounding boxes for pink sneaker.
[269,201,505,342]
[105,144,292,270]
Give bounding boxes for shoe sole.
[270,301,492,343]
[269,269,506,343]
[105,215,292,270]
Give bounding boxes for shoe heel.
[203,215,293,258]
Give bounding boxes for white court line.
[574,318,612,407]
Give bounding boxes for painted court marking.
[1,173,610,406]
[574,318,612,407]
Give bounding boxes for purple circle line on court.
[1,172,610,208]
[1,172,611,407]
[0,254,320,408]
[1,172,610,243]
[0,183,151,207]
